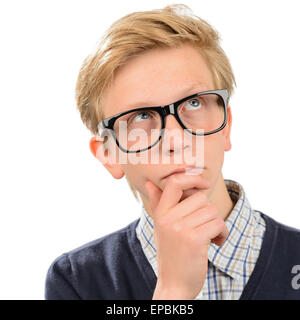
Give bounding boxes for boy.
[45,4,300,300]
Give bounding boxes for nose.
[164,113,184,131]
[160,114,190,156]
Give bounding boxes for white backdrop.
[0,0,299,299]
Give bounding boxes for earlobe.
[224,137,232,152]
[89,136,125,179]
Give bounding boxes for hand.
[145,173,229,300]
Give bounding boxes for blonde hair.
[75,3,236,201]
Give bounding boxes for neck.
[208,173,234,221]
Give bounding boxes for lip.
[162,167,204,180]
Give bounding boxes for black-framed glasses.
[98,89,229,153]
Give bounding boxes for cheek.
[204,134,225,168]
[122,163,158,190]
[121,163,142,182]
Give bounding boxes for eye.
[184,98,202,111]
[131,111,153,123]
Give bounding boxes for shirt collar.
[137,179,257,281]
[207,179,256,280]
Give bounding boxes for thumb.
[144,180,162,217]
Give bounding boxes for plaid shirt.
[135,179,266,300]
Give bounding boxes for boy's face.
[90,43,232,215]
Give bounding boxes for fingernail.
[185,167,204,175]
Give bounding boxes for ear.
[89,135,124,179]
[223,105,232,152]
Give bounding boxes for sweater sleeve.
[45,253,81,300]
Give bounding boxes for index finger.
[157,173,210,215]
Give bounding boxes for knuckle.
[185,230,198,246]
[167,175,179,185]
[196,191,206,202]
[156,215,169,229]
[206,205,218,217]
[186,230,208,248]
[172,221,183,233]
[196,192,210,206]
[214,217,226,230]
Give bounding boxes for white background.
[0,0,300,299]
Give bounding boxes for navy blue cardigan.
[45,212,300,300]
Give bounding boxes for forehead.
[101,43,215,119]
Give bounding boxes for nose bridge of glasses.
[161,103,175,117]
[160,102,185,132]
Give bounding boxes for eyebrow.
[119,83,209,113]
